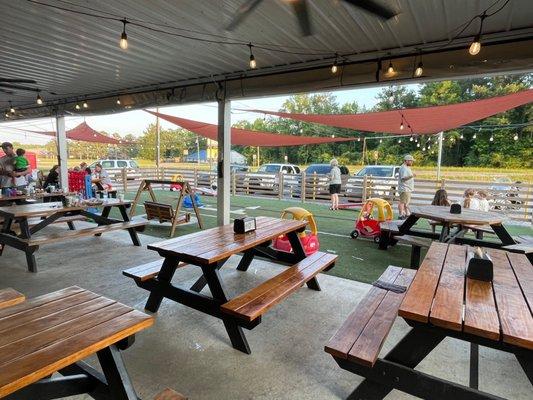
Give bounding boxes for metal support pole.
[217,96,231,226]
[155,107,160,169]
[56,115,68,190]
[437,131,443,180]
[362,137,367,164]
[196,136,200,165]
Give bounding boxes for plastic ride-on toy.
[350,198,393,243]
[273,207,319,256]
[169,174,184,191]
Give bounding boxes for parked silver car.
[345,165,400,198]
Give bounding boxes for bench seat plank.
[347,268,415,367]
[24,220,147,246]
[488,249,533,349]
[398,242,448,323]
[396,234,431,248]
[221,251,337,322]
[429,244,466,331]
[324,266,402,360]
[123,260,187,282]
[154,388,187,400]
[0,289,25,310]
[507,252,533,312]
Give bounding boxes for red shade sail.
[244,89,533,135]
[30,122,124,144]
[146,110,357,147]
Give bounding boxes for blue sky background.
[0,85,410,145]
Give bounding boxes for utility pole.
[155,107,160,169]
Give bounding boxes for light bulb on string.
[513,134,518,141]
[119,19,128,50]
[357,137,361,142]
[386,61,394,75]
[414,57,423,77]
[473,132,477,139]
[82,100,88,109]
[409,136,413,142]
[422,146,426,151]
[460,133,464,139]
[116,98,121,105]
[398,138,402,143]
[469,14,485,56]
[489,135,494,142]
[331,53,338,74]
[400,121,404,130]
[4,111,9,118]
[75,103,81,110]
[36,93,43,105]
[379,139,383,143]
[416,143,420,148]
[248,43,257,69]
[9,102,15,114]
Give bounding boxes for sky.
[0,86,393,145]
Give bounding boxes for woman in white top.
[328,159,342,210]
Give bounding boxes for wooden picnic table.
[123,216,337,354]
[0,286,153,399]
[381,205,516,249]
[0,199,146,272]
[379,242,532,398]
[0,191,66,205]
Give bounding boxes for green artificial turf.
[108,190,532,284]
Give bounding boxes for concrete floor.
[0,224,531,399]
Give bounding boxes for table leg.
[190,259,227,293]
[398,214,418,234]
[145,256,180,312]
[201,263,251,354]
[118,205,141,246]
[96,345,139,400]
[344,327,445,400]
[490,223,516,246]
[439,223,450,242]
[236,249,255,271]
[469,343,479,389]
[287,231,321,291]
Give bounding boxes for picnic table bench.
[124,216,337,354]
[0,288,24,309]
[326,242,533,399]
[0,286,155,399]
[0,199,147,272]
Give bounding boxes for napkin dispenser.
[466,247,493,281]
[234,217,256,234]
[450,204,462,214]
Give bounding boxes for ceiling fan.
[226,0,397,37]
[0,78,39,94]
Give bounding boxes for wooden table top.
[148,216,307,265]
[0,192,66,202]
[0,199,132,218]
[399,242,533,350]
[409,205,505,225]
[0,286,153,397]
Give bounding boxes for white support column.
[436,131,443,180]
[155,107,160,169]
[217,98,231,226]
[56,115,68,190]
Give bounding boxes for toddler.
[463,188,480,210]
[12,148,30,187]
[477,190,490,212]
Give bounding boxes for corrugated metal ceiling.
[1,0,532,119]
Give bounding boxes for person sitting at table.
[476,189,490,212]
[43,165,60,189]
[431,189,451,206]
[92,163,112,191]
[463,188,480,210]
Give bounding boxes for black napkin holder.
[234,217,256,234]
[450,204,462,214]
[466,247,493,281]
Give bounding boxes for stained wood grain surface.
[0,286,153,398]
[409,205,505,225]
[148,217,307,265]
[0,199,133,218]
[0,288,25,310]
[401,243,533,350]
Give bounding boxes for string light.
[357,137,361,142]
[379,139,383,143]
[331,53,338,74]
[414,61,423,77]
[513,134,518,141]
[460,133,464,139]
[416,143,420,148]
[489,134,494,142]
[400,121,404,130]
[83,100,88,109]
[116,98,121,105]
[386,61,394,75]
[75,102,81,110]
[36,92,43,105]
[469,13,486,56]
[119,19,128,50]
[9,102,15,114]
[398,138,402,143]
[248,43,257,69]
[409,136,413,142]
[4,111,9,118]
[473,132,477,139]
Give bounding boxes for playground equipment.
[273,207,319,256]
[350,198,393,243]
[130,179,203,237]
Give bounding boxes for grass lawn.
[113,190,532,284]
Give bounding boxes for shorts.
[329,184,341,194]
[399,191,411,204]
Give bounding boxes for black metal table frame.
[380,213,517,250]
[131,229,319,354]
[0,202,140,273]
[5,336,142,400]
[334,321,532,400]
